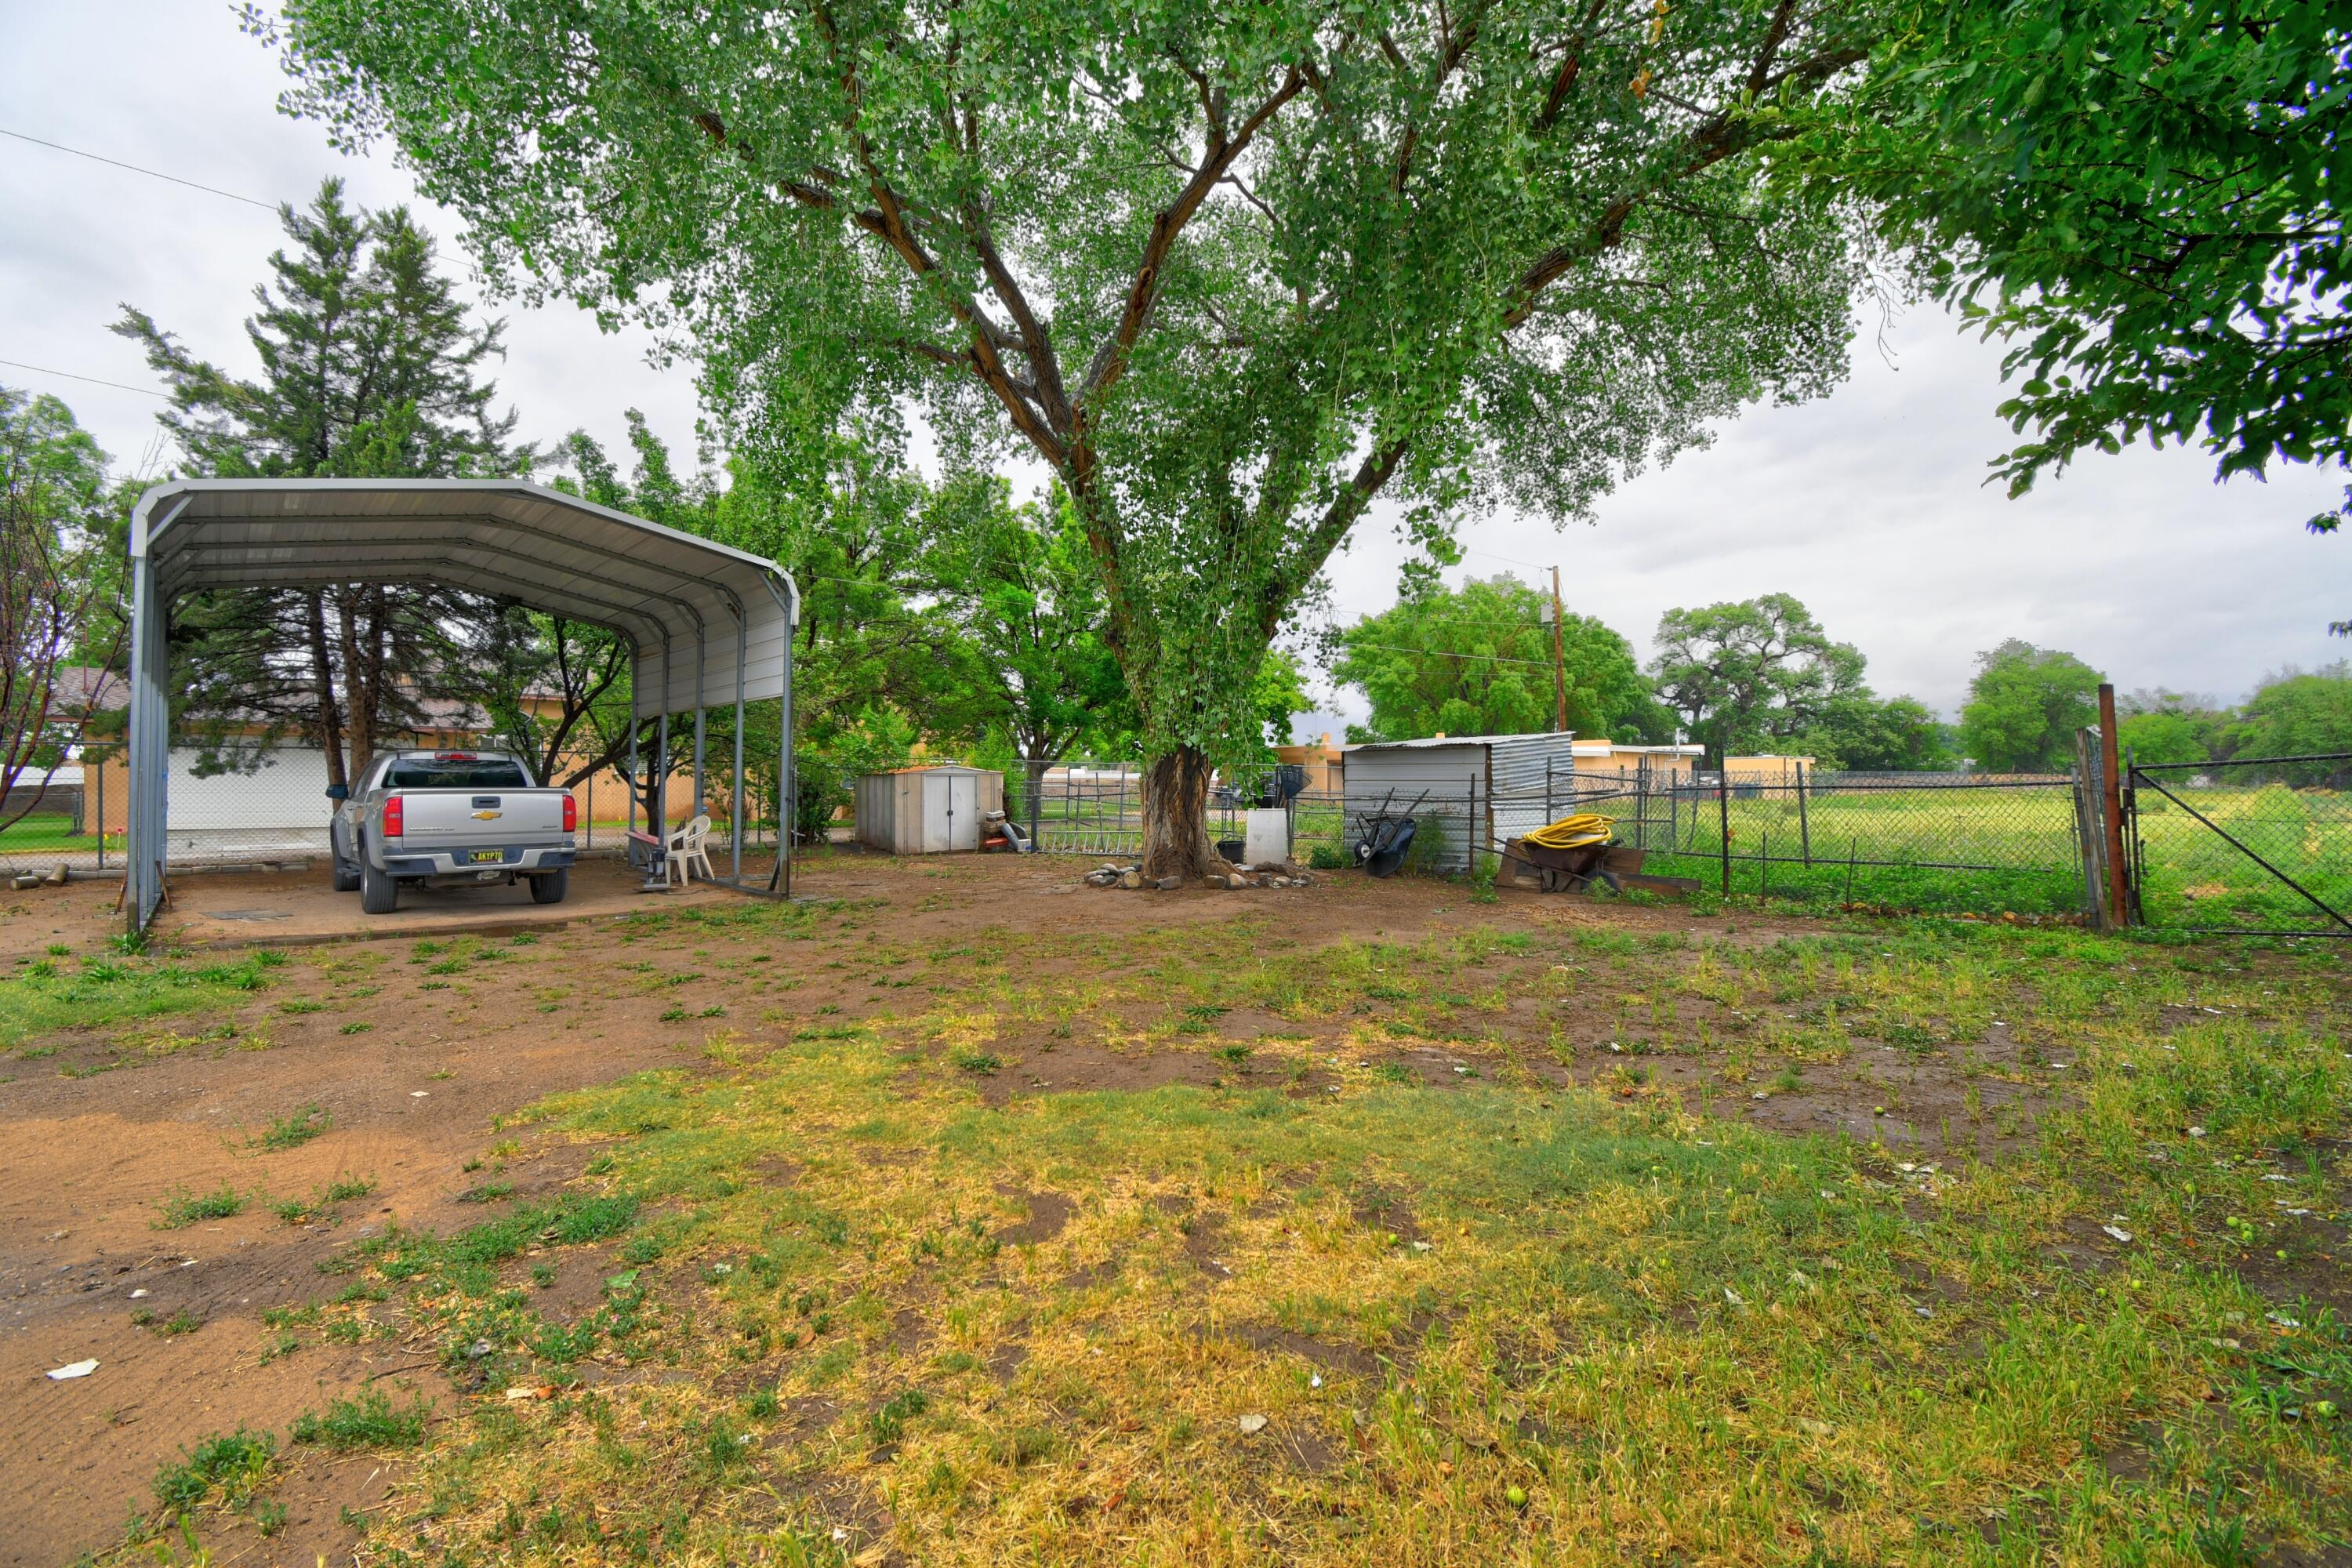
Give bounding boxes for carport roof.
[130,478,799,717]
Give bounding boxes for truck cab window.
[382,758,532,790]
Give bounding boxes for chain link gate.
[2126,754,2352,938]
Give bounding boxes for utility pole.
[1548,564,1569,733]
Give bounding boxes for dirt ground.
[0,852,2196,1565]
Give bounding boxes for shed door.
[949,772,979,851]
[919,775,950,853]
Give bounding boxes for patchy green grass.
[147,1427,275,1524]
[0,950,281,1051]
[290,1389,431,1450]
[57,883,2352,1567]
[247,1103,331,1151]
[155,1183,245,1229]
[249,906,2351,1567]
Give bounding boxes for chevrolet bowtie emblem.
[472,809,502,820]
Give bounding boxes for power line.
[1457,546,1555,572]
[0,127,280,211]
[0,358,169,399]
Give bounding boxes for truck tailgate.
[390,789,569,844]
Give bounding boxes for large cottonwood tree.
[260,0,1882,876]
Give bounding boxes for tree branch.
[1079,67,1304,408]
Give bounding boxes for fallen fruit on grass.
[1505,1484,1529,1509]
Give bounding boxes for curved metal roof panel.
[129,478,798,719]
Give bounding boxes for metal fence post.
[1717,774,1731,895]
[1797,760,1812,867]
[96,750,106,871]
[2098,684,2130,927]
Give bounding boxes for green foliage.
[2116,710,2209,768]
[114,179,528,786]
[1959,639,2104,771]
[1249,650,1312,753]
[1334,575,1662,743]
[251,1104,332,1151]
[2117,688,2232,767]
[1795,692,1957,772]
[2231,666,2352,764]
[0,386,130,829]
[158,1183,246,1228]
[151,1426,277,1518]
[289,1388,430,1450]
[930,480,1134,763]
[1650,593,1868,764]
[1842,1,2352,596]
[261,0,1871,789]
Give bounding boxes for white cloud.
[0,2,702,481]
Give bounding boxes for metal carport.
[122,479,801,934]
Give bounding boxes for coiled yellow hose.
[1523,812,1614,851]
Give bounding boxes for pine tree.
[115,180,525,789]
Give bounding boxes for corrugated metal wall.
[1341,744,1489,873]
[1486,734,1584,848]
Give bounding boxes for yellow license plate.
[469,850,504,864]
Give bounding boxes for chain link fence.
[0,740,790,887]
[996,756,2089,914]
[2129,756,2352,936]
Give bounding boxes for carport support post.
[693,633,708,818]
[731,629,746,882]
[654,639,670,856]
[693,706,706,821]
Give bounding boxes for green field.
[1139,779,2344,931]
[0,811,109,859]
[2129,784,2352,935]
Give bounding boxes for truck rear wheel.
[332,858,361,893]
[530,868,569,906]
[360,857,399,915]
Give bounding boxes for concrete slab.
[155,855,745,949]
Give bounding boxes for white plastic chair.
[663,814,716,887]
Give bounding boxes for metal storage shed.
[1341,733,1586,873]
[855,766,1004,855]
[121,479,801,934]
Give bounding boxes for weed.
[949,1047,1002,1076]
[290,1389,430,1450]
[156,1183,244,1228]
[869,1388,930,1445]
[151,1426,274,1517]
[249,1103,331,1150]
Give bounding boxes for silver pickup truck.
[329,750,577,914]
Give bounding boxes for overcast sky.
[5,2,2345,739]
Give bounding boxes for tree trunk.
[1138,745,1220,882]
[303,590,347,793]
